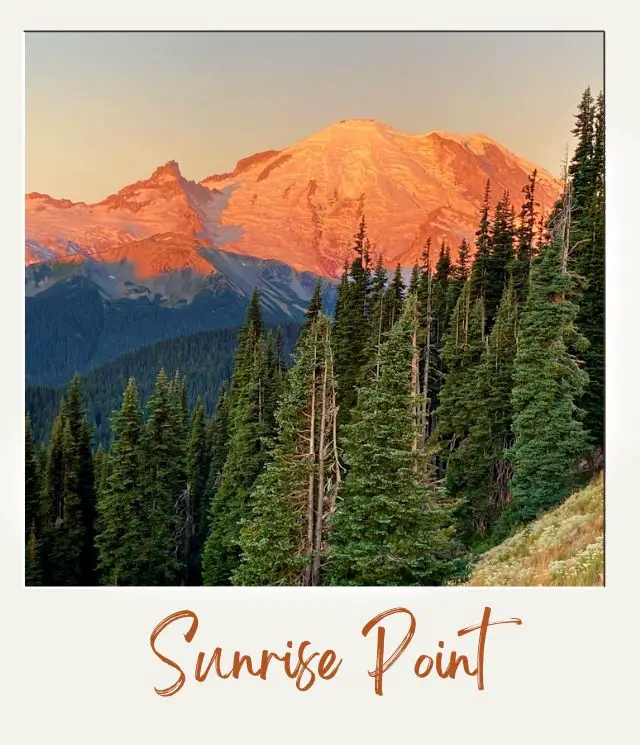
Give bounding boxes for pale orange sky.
[26,31,604,203]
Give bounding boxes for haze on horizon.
[26,31,603,203]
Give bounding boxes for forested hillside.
[25,275,250,386]
[25,89,604,587]
[26,323,301,445]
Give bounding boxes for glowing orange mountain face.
[26,119,562,276]
[94,234,216,281]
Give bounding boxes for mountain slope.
[26,262,332,386]
[24,119,560,381]
[200,119,561,273]
[26,119,562,276]
[25,161,222,265]
[466,474,604,586]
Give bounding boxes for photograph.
[24,30,604,587]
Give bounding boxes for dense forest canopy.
[26,323,301,446]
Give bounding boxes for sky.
[26,31,603,203]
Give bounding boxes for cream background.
[2,4,639,743]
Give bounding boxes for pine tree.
[183,398,209,584]
[327,295,456,586]
[234,315,339,586]
[506,237,589,523]
[25,415,40,540]
[485,190,516,330]
[141,369,182,584]
[333,216,372,420]
[569,87,596,225]
[202,293,274,584]
[366,254,389,376]
[470,180,492,305]
[45,414,84,585]
[421,239,457,458]
[435,282,486,461]
[302,280,323,334]
[60,375,97,583]
[263,329,286,436]
[382,263,405,330]
[447,239,470,321]
[409,263,421,295]
[445,282,518,538]
[432,240,455,342]
[571,90,605,451]
[455,239,471,282]
[513,171,538,305]
[96,378,169,585]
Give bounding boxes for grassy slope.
[467,473,604,587]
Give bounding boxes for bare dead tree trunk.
[559,150,572,278]
[312,327,330,586]
[421,269,432,446]
[304,333,318,587]
[410,299,420,469]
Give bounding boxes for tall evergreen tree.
[470,180,492,306]
[513,170,538,305]
[447,239,471,320]
[485,190,516,330]
[422,240,457,456]
[44,414,84,585]
[571,90,605,451]
[25,415,40,540]
[432,240,455,341]
[455,239,471,282]
[332,216,372,420]
[409,263,421,295]
[445,282,519,538]
[383,263,406,330]
[327,295,456,586]
[183,398,209,584]
[97,377,175,585]
[141,369,183,584]
[366,254,389,376]
[507,237,589,523]
[234,315,339,586]
[302,280,323,334]
[434,282,486,462]
[568,87,596,224]
[202,293,274,584]
[60,375,97,583]
[263,329,286,436]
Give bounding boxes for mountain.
[26,259,331,386]
[466,474,604,586]
[26,119,561,276]
[25,119,561,384]
[25,154,336,363]
[25,161,216,265]
[200,119,561,273]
